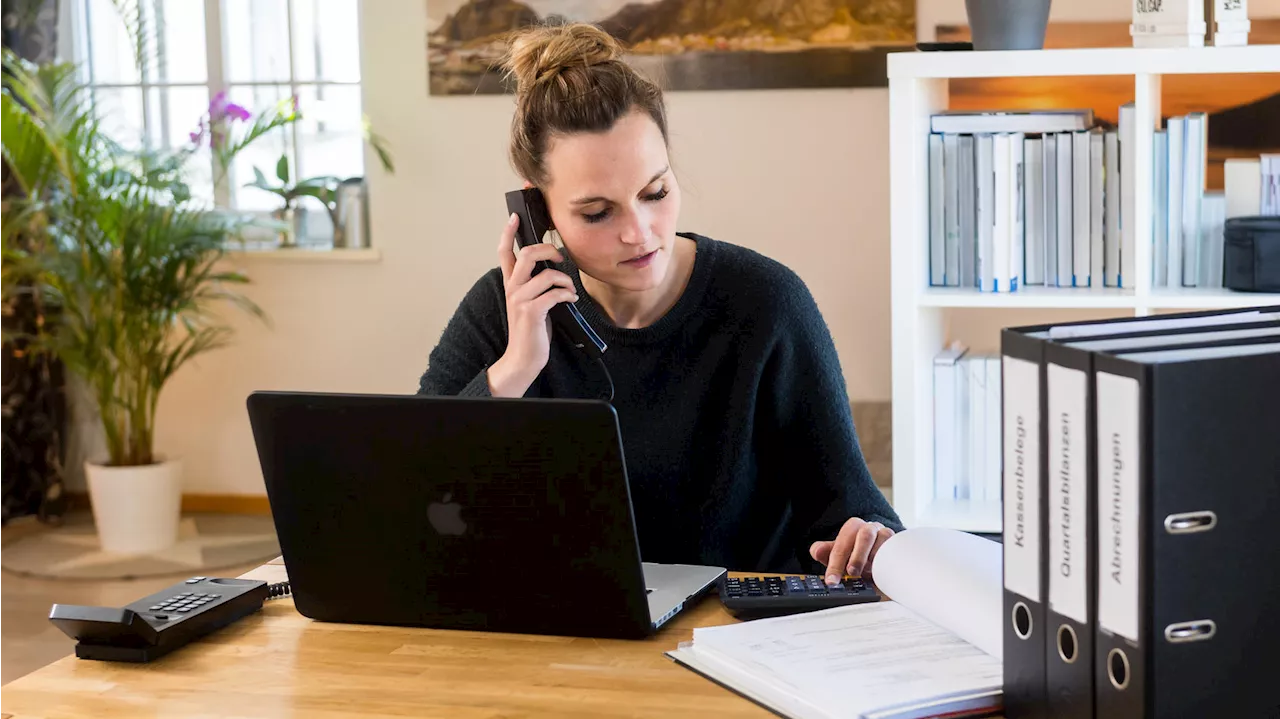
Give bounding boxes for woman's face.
[539,108,682,293]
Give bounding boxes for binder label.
[1097,372,1140,643]
[1048,363,1088,624]
[1002,355,1040,601]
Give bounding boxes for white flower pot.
[85,458,183,554]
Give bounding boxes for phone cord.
[594,356,615,403]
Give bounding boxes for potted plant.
[244,122,394,248]
[244,154,336,248]
[1,51,298,553]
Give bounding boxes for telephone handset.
[505,187,608,358]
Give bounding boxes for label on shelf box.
[1002,355,1041,601]
[1211,0,1249,26]
[1047,362,1088,625]
[1132,0,1204,30]
[1096,372,1140,644]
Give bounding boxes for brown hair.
[499,22,667,187]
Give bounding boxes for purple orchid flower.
[207,90,250,124]
[189,90,254,150]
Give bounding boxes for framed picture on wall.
[426,0,916,95]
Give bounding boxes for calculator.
[718,575,880,621]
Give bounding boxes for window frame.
[64,0,365,214]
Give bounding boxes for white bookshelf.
[887,45,1280,534]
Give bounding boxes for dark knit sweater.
[417,232,903,573]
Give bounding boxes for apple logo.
[427,493,466,536]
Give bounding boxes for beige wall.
[64,0,1280,495]
[71,0,894,495]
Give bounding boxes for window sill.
[227,244,382,263]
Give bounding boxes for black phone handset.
[505,188,608,359]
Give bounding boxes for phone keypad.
[148,592,222,614]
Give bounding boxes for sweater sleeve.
[417,269,509,398]
[757,271,904,572]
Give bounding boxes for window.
[67,0,365,227]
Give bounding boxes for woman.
[418,22,903,584]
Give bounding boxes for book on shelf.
[1224,158,1261,218]
[1025,137,1045,286]
[930,109,1093,135]
[1262,154,1280,215]
[933,344,1001,505]
[1199,191,1227,288]
[1056,130,1074,288]
[1105,130,1122,288]
[1120,103,1137,289]
[925,104,1264,295]
[1045,133,1059,286]
[1153,130,1169,288]
[959,135,978,289]
[1180,112,1207,286]
[666,527,1004,719]
[1148,112,1280,289]
[1166,116,1186,286]
[926,108,1130,294]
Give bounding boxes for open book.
[666,527,1003,719]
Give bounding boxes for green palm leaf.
[2,87,61,195]
[107,0,159,85]
[2,52,273,467]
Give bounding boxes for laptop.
[245,391,725,639]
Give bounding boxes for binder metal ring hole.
[1164,619,1217,644]
[1012,602,1033,640]
[1164,511,1217,535]
[1056,624,1078,664]
[1108,648,1130,690]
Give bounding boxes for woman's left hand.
[809,518,895,586]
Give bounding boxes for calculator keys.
[722,576,874,597]
[724,578,743,598]
[719,574,880,621]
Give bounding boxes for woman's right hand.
[486,212,579,398]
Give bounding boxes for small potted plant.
[244,154,338,247]
[244,121,394,248]
[1,51,298,553]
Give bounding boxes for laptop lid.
[246,391,660,639]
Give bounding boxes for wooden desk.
[0,560,775,718]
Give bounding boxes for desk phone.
[719,575,879,620]
[49,576,292,662]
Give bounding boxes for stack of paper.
[667,528,1003,719]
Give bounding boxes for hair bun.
[502,23,624,94]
